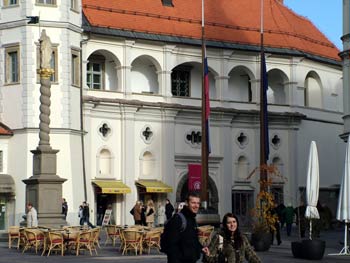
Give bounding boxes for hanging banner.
[188,164,202,191]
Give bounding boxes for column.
[342,0,350,138]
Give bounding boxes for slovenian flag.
[261,53,269,162]
[204,47,211,154]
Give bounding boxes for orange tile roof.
[0,122,13,136]
[82,0,340,62]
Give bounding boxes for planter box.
[291,240,325,260]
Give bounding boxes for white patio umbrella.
[335,135,350,255]
[305,141,320,240]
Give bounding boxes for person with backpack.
[160,192,208,263]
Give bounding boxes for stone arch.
[86,49,121,91]
[175,172,219,212]
[130,55,161,94]
[171,61,218,99]
[267,68,289,105]
[227,65,255,102]
[304,71,323,108]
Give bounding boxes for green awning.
[92,180,131,194]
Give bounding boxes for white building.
[0,0,345,229]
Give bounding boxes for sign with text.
[188,163,202,191]
[102,209,112,226]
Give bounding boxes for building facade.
[0,0,345,229]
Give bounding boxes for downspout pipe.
[80,34,90,202]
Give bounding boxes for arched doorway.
[175,174,219,213]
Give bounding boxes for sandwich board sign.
[102,209,112,226]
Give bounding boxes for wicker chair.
[8,226,20,249]
[197,225,214,246]
[75,230,92,256]
[89,227,101,255]
[104,225,120,246]
[120,229,143,255]
[46,231,65,256]
[22,229,45,254]
[142,230,161,254]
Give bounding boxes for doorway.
[96,194,116,225]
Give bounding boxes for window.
[36,45,58,83]
[70,0,78,11]
[3,0,18,6]
[86,60,103,89]
[171,67,191,97]
[161,0,173,7]
[71,49,80,86]
[5,45,20,84]
[36,0,56,5]
[232,190,254,227]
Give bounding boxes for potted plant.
[248,164,281,252]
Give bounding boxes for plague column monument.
[23,30,67,227]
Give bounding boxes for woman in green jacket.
[203,213,261,263]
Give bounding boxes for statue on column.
[39,29,52,69]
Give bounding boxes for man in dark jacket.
[164,192,204,263]
[165,198,175,221]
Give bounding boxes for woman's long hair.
[222,213,243,249]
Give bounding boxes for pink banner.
[188,164,202,191]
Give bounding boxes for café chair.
[121,229,143,255]
[142,230,161,254]
[197,225,214,246]
[104,225,120,246]
[46,231,65,256]
[22,229,45,254]
[75,230,92,256]
[8,226,20,249]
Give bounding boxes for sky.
[284,0,342,49]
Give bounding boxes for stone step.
[0,232,7,243]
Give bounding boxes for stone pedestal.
[22,149,67,228]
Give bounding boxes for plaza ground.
[0,225,349,262]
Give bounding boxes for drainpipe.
[80,34,90,201]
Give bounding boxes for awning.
[0,174,15,193]
[136,180,172,193]
[92,180,131,194]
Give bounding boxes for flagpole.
[260,0,268,191]
[201,0,208,208]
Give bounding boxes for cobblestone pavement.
[0,226,349,262]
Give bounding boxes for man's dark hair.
[185,191,200,202]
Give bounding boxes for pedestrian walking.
[82,201,95,228]
[146,199,155,227]
[141,201,147,226]
[78,205,84,225]
[165,198,175,221]
[157,202,165,226]
[203,213,261,263]
[271,202,282,245]
[62,198,68,220]
[282,203,294,236]
[131,201,142,225]
[26,202,38,227]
